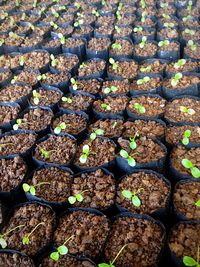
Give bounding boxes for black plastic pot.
[62,37,86,61]
[139,58,169,77]
[133,41,158,62]
[78,58,106,79]
[0,249,35,266]
[0,102,21,133]
[0,68,13,87]
[41,38,62,55]
[157,41,180,61]
[86,38,110,60]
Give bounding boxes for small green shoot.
[139,36,147,48]
[79,63,86,69]
[163,22,175,28]
[133,26,143,33]
[171,72,183,87]
[104,86,118,94]
[79,144,90,163]
[140,65,152,72]
[183,15,193,22]
[136,76,150,85]
[188,40,197,51]
[174,59,186,69]
[181,159,200,178]
[0,225,25,249]
[50,235,74,261]
[134,102,146,114]
[50,21,58,30]
[57,33,66,45]
[39,147,56,159]
[158,40,170,47]
[74,19,84,27]
[180,106,196,115]
[68,190,89,204]
[62,97,73,104]
[187,0,193,11]
[182,130,191,146]
[37,74,46,81]
[54,122,67,134]
[195,200,200,207]
[22,182,51,196]
[50,54,57,67]
[13,119,22,130]
[184,28,195,35]
[162,14,170,19]
[122,188,144,207]
[116,10,122,20]
[70,78,78,90]
[183,246,200,267]
[90,129,105,141]
[32,90,40,105]
[109,58,118,70]
[112,43,122,50]
[11,76,17,84]
[15,0,20,7]
[101,103,111,111]
[120,150,136,167]
[92,9,99,17]
[22,222,45,245]
[114,26,121,33]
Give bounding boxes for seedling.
[114,26,121,33]
[0,12,8,20]
[180,106,196,115]
[74,2,81,9]
[184,28,195,35]
[57,33,65,45]
[54,122,67,134]
[116,10,122,20]
[120,149,136,167]
[111,43,122,50]
[101,103,111,111]
[39,146,56,159]
[140,65,152,72]
[182,130,191,146]
[80,63,86,68]
[32,90,40,105]
[11,76,18,84]
[174,59,186,69]
[37,74,46,81]
[129,131,140,150]
[90,129,105,140]
[79,144,90,163]
[140,0,146,9]
[139,36,147,48]
[19,56,25,66]
[98,244,128,267]
[188,40,197,51]
[50,21,58,30]
[141,12,147,23]
[162,14,170,19]
[23,182,51,196]
[109,58,118,70]
[0,225,25,248]
[171,72,183,87]
[112,121,118,129]
[50,54,58,67]
[133,26,143,33]
[104,86,118,94]
[160,2,168,8]
[22,222,45,245]
[134,102,146,114]
[187,0,193,11]
[74,19,84,27]
[68,190,89,204]
[122,188,144,207]
[33,0,37,8]
[62,97,73,104]
[92,9,99,17]
[9,32,20,39]
[15,0,20,7]
[158,40,170,47]
[181,159,200,178]
[195,200,200,207]
[118,2,123,11]
[183,15,193,22]
[163,22,175,28]
[70,78,78,90]
[0,143,15,152]
[13,119,22,130]
[0,38,5,46]
[136,76,150,85]
[183,246,200,267]
[50,235,74,261]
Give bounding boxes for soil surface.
[0,252,35,267]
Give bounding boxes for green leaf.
[128,156,136,167]
[90,132,96,141]
[184,130,191,138]
[98,264,111,267]
[182,159,193,169]
[132,195,141,207]
[104,87,111,94]
[60,122,66,130]
[109,58,115,64]
[76,193,84,202]
[139,106,146,114]
[54,127,61,134]
[79,154,87,164]
[68,196,76,204]
[130,141,136,150]
[191,167,200,179]
[83,144,89,154]
[22,183,30,192]
[0,237,7,248]
[120,149,129,159]
[22,236,29,245]
[30,186,36,196]
[183,256,197,266]
[195,199,200,207]
[58,245,68,255]
[182,137,189,146]
[95,129,104,135]
[50,251,59,261]
[122,190,132,199]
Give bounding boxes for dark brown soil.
[115,15,135,26]
[117,171,170,214]
[184,43,200,59]
[28,166,72,203]
[181,29,200,42]
[110,39,133,55]
[53,210,110,259]
[41,72,70,85]
[0,252,35,267]
[16,107,53,132]
[0,105,20,125]
[52,54,79,72]
[30,88,62,106]
[169,222,200,263]
[0,132,37,156]
[173,181,200,220]
[139,60,167,74]
[52,113,87,135]
[0,156,27,192]
[20,36,43,48]
[95,25,113,36]
[113,27,132,38]
[78,59,106,77]
[108,60,138,79]
[1,203,56,257]
[40,254,95,267]
[34,134,76,165]
[88,38,111,51]
[4,35,24,46]
[164,98,200,123]
[158,41,179,52]
[0,53,22,69]
[23,51,50,69]
[13,70,39,86]
[89,119,124,138]
[60,94,94,112]
[104,216,165,267]
[0,70,12,83]
[166,60,199,73]
[70,79,101,94]
[56,14,74,24]
[71,169,115,210]
[96,15,115,26]
[42,38,60,48]
[123,120,165,139]
[128,95,166,118]
[33,25,50,37]
[134,42,157,57]
[118,136,166,164]
[158,28,178,39]
[93,96,128,114]
[165,125,200,145]
[136,17,155,27]
[130,77,161,92]
[74,138,116,168]
[171,146,200,176]
[163,75,200,89]
[0,83,32,102]
[54,27,74,37]
[72,26,93,38]
[63,37,85,48]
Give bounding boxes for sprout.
[134,102,146,114]
[139,36,147,48]
[187,0,193,11]
[9,32,19,39]
[141,12,147,22]
[79,63,86,68]
[184,28,195,35]
[195,199,200,207]
[116,10,122,20]
[23,182,51,196]
[11,76,17,84]
[171,72,183,87]
[92,9,99,17]
[19,56,25,66]
[180,106,196,115]
[39,147,56,159]
[183,15,192,22]
[129,131,140,150]
[50,21,58,30]
[74,2,81,9]
[122,188,144,207]
[162,13,170,19]
[188,40,197,51]
[54,122,67,134]
[136,76,150,85]
[183,246,200,267]
[109,58,118,70]
[22,222,45,245]
[50,54,57,67]
[181,159,200,178]
[101,0,106,5]
[0,38,5,46]
[50,235,74,261]
[114,26,121,33]
[163,22,175,28]
[112,121,117,129]
[15,0,20,7]
[140,0,146,9]
[111,43,122,50]
[182,130,191,146]
[62,97,73,104]
[133,26,143,33]
[79,144,90,163]
[0,225,25,249]
[70,78,78,90]
[101,103,111,111]
[37,74,46,81]
[33,0,37,8]
[104,86,118,94]
[90,129,105,141]
[174,59,186,69]
[13,119,22,130]
[32,90,40,105]
[68,189,89,204]
[118,2,123,11]
[158,40,170,47]
[74,19,84,27]
[160,2,168,8]
[120,150,136,167]
[57,33,65,45]
[140,65,152,72]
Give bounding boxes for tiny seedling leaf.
[182,159,193,169]
[80,154,87,164]
[76,193,84,202]
[120,149,128,159]
[22,236,30,245]
[132,195,141,207]
[50,251,59,261]
[0,237,7,248]
[191,167,200,179]
[122,190,132,199]
[195,199,200,207]
[68,196,76,204]
[183,256,197,266]
[128,156,136,167]
[22,183,30,192]
[58,245,68,255]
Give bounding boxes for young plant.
[33,0,37,8]
[57,33,66,45]
[23,182,51,196]
[68,189,89,204]
[158,40,170,47]
[184,28,195,36]
[79,62,86,69]
[136,76,150,85]
[141,12,147,23]
[101,103,111,111]
[90,129,105,140]
[118,2,123,11]
[114,26,121,33]
[50,21,58,30]
[162,13,170,19]
[174,59,186,69]
[70,78,78,90]
[15,0,20,7]
[11,76,18,84]
[122,188,144,207]
[50,235,74,261]
[112,121,118,129]
[74,19,84,27]
[32,90,40,105]
[163,22,175,28]
[0,224,25,248]
[50,54,58,67]
[195,199,200,207]
[92,9,99,17]
[134,102,146,114]
[133,26,143,33]
[79,144,90,163]
[182,130,191,146]
[104,86,118,94]
[109,58,118,70]
[183,15,193,22]
[62,97,73,104]
[140,0,146,9]
[187,0,193,11]
[39,146,56,159]
[171,72,183,87]
[140,65,152,72]
[160,2,168,8]
[0,38,5,46]
[111,43,122,50]
[98,244,128,267]
[13,119,22,130]
[54,122,67,134]
[101,0,106,5]
[139,36,147,48]
[116,10,122,20]
[188,40,197,51]
[181,159,200,179]
[22,222,45,245]
[180,106,196,115]
[37,74,47,81]
[183,246,200,267]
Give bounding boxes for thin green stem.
[111,244,128,265]
[34,182,51,188]
[63,235,74,246]
[2,224,25,237]
[26,222,45,239]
